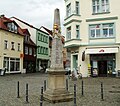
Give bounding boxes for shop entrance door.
[98,61,107,77]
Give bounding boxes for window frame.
[92,0,109,14]
[29,47,32,55]
[25,46,28,55]
[90,24,101,38]
[7,22,18,33]
[18,43,20,51]
[11,42,15,50]
[76,25,80,39]
[89,23,115,39]
[76,1,79,15]
[4,40,8,49]
[66,26,71,40]
[66,3,71,17]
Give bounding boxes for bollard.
[40,87,43,106]
[101,82,104,101]
[44,80,46,91]
[82,80,84,96]
[66,79,68,91]
[17,81,20,98]
[74,84,77,106]
[26,83,29,103]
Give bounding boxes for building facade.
[11,17,50,72]
[0,15,24,73]
[36,30,49,72]
[64,0,120,77]
[23,29,37,73]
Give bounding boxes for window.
[76,1,79,15]
[41,34,43,41]
[25,35,29,42]
[11,42,15,50]
[41,47,43,54]
[102,0,109,12]
[90,23,114,38]
[76,25,80,39]
[90,24,100,38]
[38,46,40,54]
[38,33,41,41]
[29,47,32,55]
[93,0,100,13]
[103,23,114,37]
[33,48,36,56]
[25,46,28,54]
[10,58,20,71]
[43,35,45,42]
[7,22,18,33]
[67,26,71,40]
[18,43,20,51]
[66,3,71,17]
[46,48,48,55]
[3,57,9,72]
[4,40,8,49]
[4,57,20,72]
[92,0,109,14]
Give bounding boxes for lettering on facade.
[99,49,104,53]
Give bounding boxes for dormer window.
[7,22,18,33]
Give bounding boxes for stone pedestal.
[43,8,73,103]
[43,37,73,102]
[43,69,73,102]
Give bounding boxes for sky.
[0,0,65,34]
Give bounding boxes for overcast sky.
[0,0,65,34]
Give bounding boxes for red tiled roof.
[0,15,24,36]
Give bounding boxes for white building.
[64,0,120,77]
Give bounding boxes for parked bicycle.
[70,68,82,80]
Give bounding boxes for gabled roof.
[22,29,31,36]
[11,16,49,35]
[0,15,24,36]
[40,26,52,35]
[41,26,65,44]
[22,28,36,47]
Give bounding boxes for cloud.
[0,0,65,34]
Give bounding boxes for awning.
[85,47,119,54]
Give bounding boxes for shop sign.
[86,47,118,54]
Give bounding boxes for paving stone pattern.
[0,73,120,106]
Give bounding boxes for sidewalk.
[0,73,120,106]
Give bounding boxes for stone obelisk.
[43,8,73,102]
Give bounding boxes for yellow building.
[64,0,120,77]
[0,15,24,74]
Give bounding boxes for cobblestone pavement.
[0,73,120,106]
